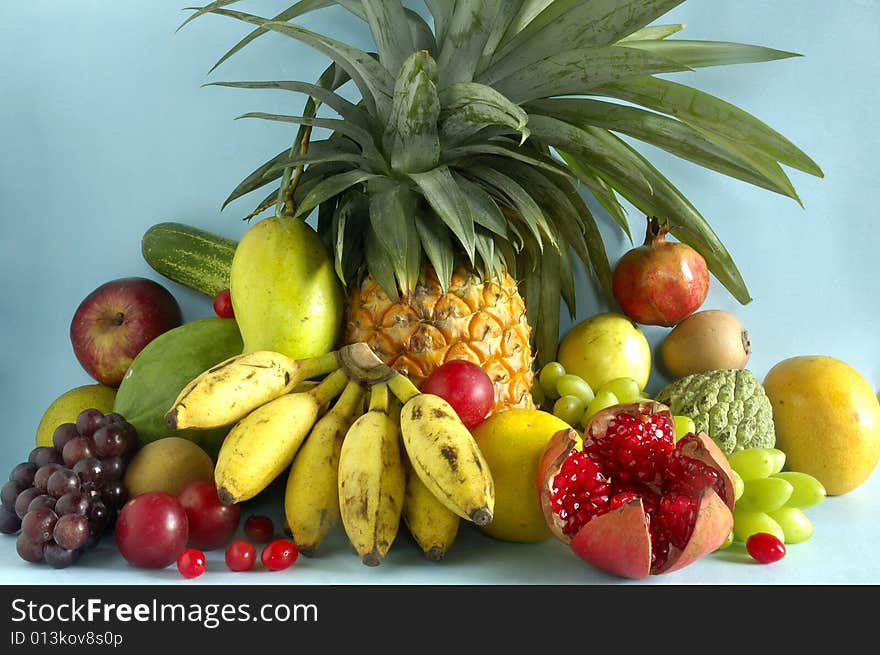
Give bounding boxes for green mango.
[113,317,243,458]
[229,215,344,359]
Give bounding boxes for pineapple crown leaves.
[181,0,823,367]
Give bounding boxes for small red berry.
[746,532,786,564]
[177,548,206,578]
[212,288,235,318]
[244,515,274,543]
[261,539,298,571]
[225,539,256,572]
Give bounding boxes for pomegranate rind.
[569,499,652,580]
[536,428,582,545]
[676,431,736,511]
[653,487,733,575]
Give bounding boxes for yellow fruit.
[123,437,214,497]
[557,312,652,391]
[35,384,117,447]
[471,409,571,543]
[763,355,880,496]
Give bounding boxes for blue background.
[1,1,879,585]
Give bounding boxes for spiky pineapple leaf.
[556,149,631,242]
[293,169,377,219]
[264,143,369,177]
[446,141,569,179]
[405,7,438,55]
[223,147,290,210]
[620,39,801,68]
[476,1,525,74]
[236,112,382,162]
[453,173,509,237]
[522,246,562,368]
[619,23,685,42]
[424,0,455,47]
[435,1,507,88]
[414,206,455,293]
[409,166,476,263]
[487,0,685,82]
[597,76,824,177]
[365,223,400,303]
[258,19,394,120]
[466,165,555,252]
[330,189,369,283]
[206,80,371,128]
[558,243,577,319]
[383,50,441,174]
[367,179,421,295]
[438,82,530,145]
[488,46,691,103]
[530,98,801,199]
[361,0,415,76]
[474,227,498,280]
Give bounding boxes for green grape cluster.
[726,447,827,546]
[532,362,694,440]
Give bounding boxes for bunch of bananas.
[163,343,495,566]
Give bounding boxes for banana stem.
[332,380,365,418]
[387,373,421,404]
[369,383,390,413]
[297,351,342,380]
[309,369,349,406]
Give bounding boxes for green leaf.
[415,207,455,293]
[557,244,577,319]
[619,39,801,68]
[367,180,421,295]
[530,97,801,200]
[597,76,824,177]
[365,223,400,303]
[486,45,690,103]
[497,0,554,46]
[206,80,371,128]
[223,147,289,210]
[466,165,553,252]
[383,51,441,174]
[425,0,455,46]
[260,19,394,120]
[235,112,382,162]
[453,173,509,237]
[445,141,569,179]
[556,149,631,242]
[476,1,525,74]
[436,0,507,87]
[405,8,438,56]
[474,228,497,279]
[263,141,369,177]
[522,248,562,369]
[487,0,685,82]
[330,190,369,283]
[362,0,416,76]
[618,23,685,42]
[409,166,476,264]
[438,82,529,144]
[293,169,379,219]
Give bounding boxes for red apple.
[70,277,182,387]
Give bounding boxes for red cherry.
[746,532,787,564]
[212,288,235,319]
[177,548,206,578]
[261,539,298,571]
[225,539,256,572]
[420,360,495,428]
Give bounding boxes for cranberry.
[244,515,274,543]
[177,548,207,578]
[746,532,786,564]
[225,539,256,572]
[213,288,235,318]
[260,539,298,571]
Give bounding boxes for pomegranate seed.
[261,539,299,571]
[746,533,786,564]
[225,539,256,572]
[177,548,206,578]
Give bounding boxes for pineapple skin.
[344,267,536,418]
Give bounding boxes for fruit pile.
[1,409,138,568]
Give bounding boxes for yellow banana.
[337,384,405,566]
[389,374,495,526]
[214,368,348,505]
[402,454,460,561]
[165,350,340,430]
[284,379,365,557]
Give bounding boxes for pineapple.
[182,1,821,414]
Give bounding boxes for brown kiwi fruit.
[660,310,751,378]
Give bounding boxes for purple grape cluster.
[0,408,139,568]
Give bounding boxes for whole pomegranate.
[612,216,709,327]
[537,402,734,579]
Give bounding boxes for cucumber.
[141,221,237,297]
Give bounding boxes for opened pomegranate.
[612,216,709,327]
[537,401,734,579]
